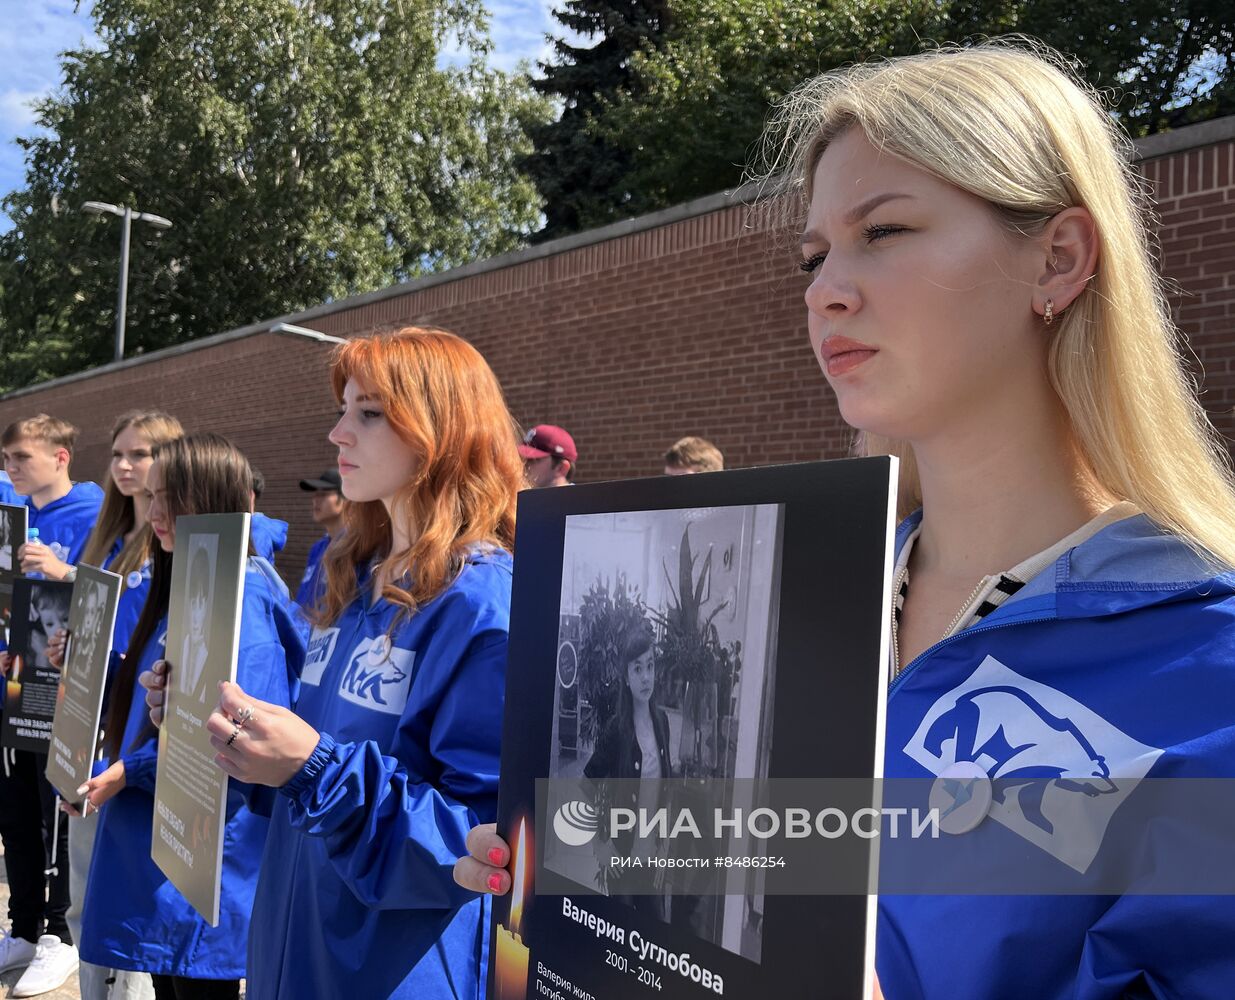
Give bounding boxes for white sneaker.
[0,929,36,973]
[11,935,78,997]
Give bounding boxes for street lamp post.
[80,201,173,362]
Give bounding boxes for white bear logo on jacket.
[337,634,416,715]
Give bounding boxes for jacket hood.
[896,509,1235,624]
[250,512,289,559]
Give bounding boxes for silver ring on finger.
[232,706,254,729]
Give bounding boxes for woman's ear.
[1036,206,1098,319]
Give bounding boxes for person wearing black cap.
[518,425,578,488]
[296,469,344,608]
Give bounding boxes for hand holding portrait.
[60,760,127,817]
[46,627,67,670]
[453,823,511,896]
[206,680,320,787]
[140,657,169,728]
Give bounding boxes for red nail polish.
[488,847,505,866]
[487,873,504,893]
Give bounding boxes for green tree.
[524,0,670,239]
[1018,0,1234,134]
[582,0,1233,219]
[0,0,549,391]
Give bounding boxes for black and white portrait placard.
[544,504,782,964]
[2,577,73,752]
[45,564,123,803]
[152,512,250,925]
[490,458,898,1000]
[0,502,28,634]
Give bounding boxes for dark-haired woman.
[71,434,298,1000]
[583,619,672,919]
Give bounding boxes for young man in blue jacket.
[0,414,103,997]
[294,468,344,611]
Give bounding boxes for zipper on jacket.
[888,613,1055,700]
[941,577,991,641]
[890,564,908,678]
[892,572,992,681]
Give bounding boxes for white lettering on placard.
[158,823,194,869]
[157,798,185,836]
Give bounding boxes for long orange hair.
[314,327,523,624]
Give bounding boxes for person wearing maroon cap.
[518,425,577,488]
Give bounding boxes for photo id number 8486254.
[715,855,786,868]
[606,950,662,991]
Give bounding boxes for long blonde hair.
[81,410,183,576]
[756,39,1235,568]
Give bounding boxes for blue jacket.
[103,536,153,656]
[26,480,104,567]
[877,511,1235,999]
[294,533,330,609]
[247,548,512,1000]
[250,513,288,565]
[80,559,301,979]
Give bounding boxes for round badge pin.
[928,760,993,835]
[126,571,144,590]
[368,634,393,664]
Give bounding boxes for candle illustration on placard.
[494,818,530,1000]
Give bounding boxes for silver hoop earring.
[1043,299,1054,326]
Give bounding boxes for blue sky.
[0,0,565,215]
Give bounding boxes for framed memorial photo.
[490,457,898,1000]
[151,512,250,925]
[2,577,73,752]
[45,564,123,804]
[0,502,29,633]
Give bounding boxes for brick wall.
[307,128,1235,482]
[1,116,1233,583]
[309,206,839,483]
[0,332,339,585]
[1139,138,1235,442]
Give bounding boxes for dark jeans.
[0,749,72,944]
[151,975,240,1000]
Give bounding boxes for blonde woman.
[69,409,181,1000]
[457,41,1235,998]
[79,410,184,655]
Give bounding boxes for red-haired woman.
[145,328,522,998]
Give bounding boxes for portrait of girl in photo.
[582,615,672,919]
[178,540,214,704]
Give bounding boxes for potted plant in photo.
[654,525,742,780]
